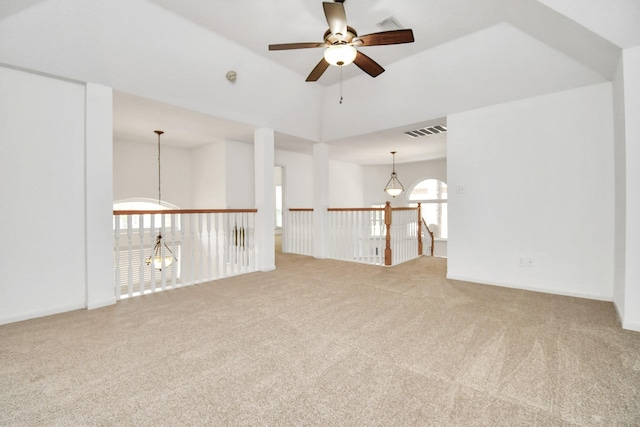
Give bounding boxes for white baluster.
[197,213,204,283]
[126,215,133,297]
[298,211,302,255]
[226,212,232,277]
[248,212,255,271]
[239,212,246,272]
[114,215,121,300]
[149,214,156,292]
[206,213,212,281]
[214,212,220,279]
[170,213,177,289]
[189,214,195,285]
[292,211,298,254]
[138,214,145,295]
[160,213,167,291]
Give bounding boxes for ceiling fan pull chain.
[339,64,343,104]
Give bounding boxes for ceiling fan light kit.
[323,44,357,66]
[268,1,414,82]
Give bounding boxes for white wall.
[447,83,614,300]
[320,23,606,142]
[274,149,365,209]
[329,160,364,207]
[225,140,255,209]
[113,138,193,208]
[620,46,640,330]
[275,150,314,208]
[362,158,447,207]
[0,0,323,143]
[0,67,87,323]
[612,53,627,318]
[191,142,225,208]
[114,138,257,210]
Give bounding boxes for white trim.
[0,303,85,326]
[446,274,613,302]
[87,297,117,310]
[622,320,640,332]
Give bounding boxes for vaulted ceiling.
[1,0,639,164]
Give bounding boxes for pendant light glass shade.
[384,151,405,197]
[148,233,175,270]
[324,44,357,66]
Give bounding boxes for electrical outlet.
[518,256,534,267]
[456,185,466,194]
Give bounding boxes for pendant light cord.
[155,130,164,207]
[157,133,161,206]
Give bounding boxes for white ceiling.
[113,90,447,164]
[3,0,639,165]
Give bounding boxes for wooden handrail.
[114,208,257,215]
[288,207,418,212]
[328,207,384,212]
[422,217,435,256]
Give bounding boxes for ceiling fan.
[268,0,414,82]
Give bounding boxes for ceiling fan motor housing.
[323,26,357,45]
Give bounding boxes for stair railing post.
[385,201,392,266]
[417,202,423,256]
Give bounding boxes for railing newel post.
[385,201,392,266]
[418,202,423,256]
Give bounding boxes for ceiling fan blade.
[353,51,385,78]
[306,58,330,82]
[353,29,415,46]
[323,2,347,38]
[269,42,326,51]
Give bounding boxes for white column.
[254,127,275,271]
[622,46,640,331]
[313,142,330,258]
[85,83,116,309]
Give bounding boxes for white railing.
[389,207,420,265]
[113,209,257,300]
[283,208,313,256]
[284,203,423,266]
[327,208,386,265]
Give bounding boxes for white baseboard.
[0,303,85,326]
[445,274,612,302]
[87,297,116,310]
[622,320,640,332]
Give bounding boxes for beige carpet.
[1,245,640,426]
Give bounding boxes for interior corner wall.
[0,66,87,324]
[113,138,193,208]
[225,140,255,209]
[275,150,314,208]
[447,83,615,301]
[612,52,627,319]
[329,160,364,207]
[362,158,447,207]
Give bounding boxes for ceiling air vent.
[404,124,447,138]
[376,16,402,31]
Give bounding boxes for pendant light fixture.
[146,130,176,270]
[384,151,405,197]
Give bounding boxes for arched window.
[408,179,448,239]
